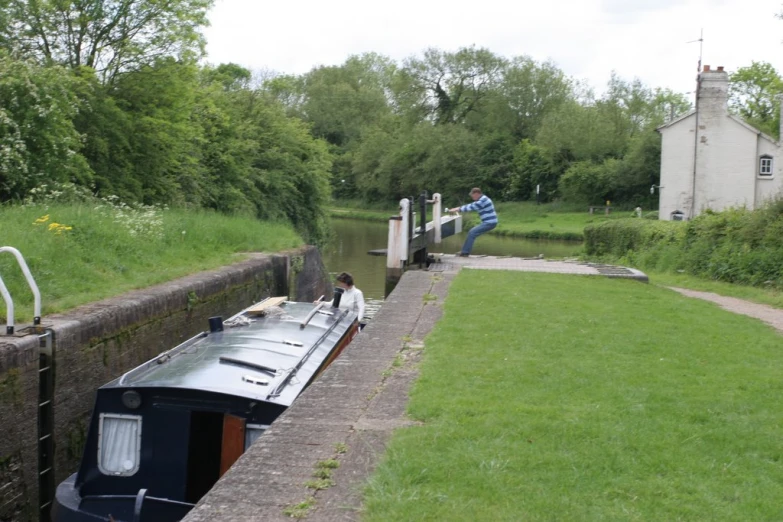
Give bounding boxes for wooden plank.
[245,296,288,316]
[220,414,246,476]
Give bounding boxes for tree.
[535,100,621,162]
[264,53,397,200]
[500,57,572,139]
[295,57,393,147]
[558,159,621,204]
[0,56,92,200]
[109,58,204,204]
[70,66,137,199]
[352,121,482,203]
[505,140,558,202]
[474,133,516,199]
[614,130,662,207]
[1,0,214,83]
[729,61,783,138]
[204,63,252,91]
[647,88,692,125]
[397,46,506,124]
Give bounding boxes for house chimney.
[698,64,729,114]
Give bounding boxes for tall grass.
[0,202,302,321]
[363,271,783,521]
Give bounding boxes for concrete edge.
[182,269,455,522]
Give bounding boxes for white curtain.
[99,414,141,475]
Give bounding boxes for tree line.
[269,50,782,209]
[1,0,781,242]
[0,0,331,242]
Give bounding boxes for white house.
[657,65,783,220]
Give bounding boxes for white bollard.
[432,193,442,243]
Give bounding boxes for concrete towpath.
[427,253,649,281]
[182,256,781,522]
[668,286,783,334]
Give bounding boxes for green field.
[329,200,630,241]
[0,203,302,321]
[363,270,783,521]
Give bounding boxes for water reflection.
[320,217,584,301]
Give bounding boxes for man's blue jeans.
[461,222,497,255]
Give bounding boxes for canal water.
[320,217,583,303]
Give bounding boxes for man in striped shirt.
[447,187,498,256]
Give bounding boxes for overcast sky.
[202,0,783,98]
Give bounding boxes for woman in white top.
[322,272,365,326]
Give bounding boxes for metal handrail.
[267,308,350,399]
[300,301,327,329]
[83,493,194,507]
[0,246,42,334]
[0,276,13,335]
[118,332,208,385]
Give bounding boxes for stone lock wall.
[0,247,331,522]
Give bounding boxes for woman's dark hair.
[336,272,354,287]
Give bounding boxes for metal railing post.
[0,246,43,332]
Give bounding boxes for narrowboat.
[52,293,358,522]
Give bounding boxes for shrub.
[585,199,783,288]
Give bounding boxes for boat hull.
[53,474,194,522]
[51,299,359,522]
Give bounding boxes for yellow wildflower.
[47,222,73,235]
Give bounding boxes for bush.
[585,200,783,288]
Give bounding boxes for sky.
[202,0,783,98]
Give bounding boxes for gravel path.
[668,287,783,334]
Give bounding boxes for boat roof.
[103,300,356,407]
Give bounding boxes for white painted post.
[387,199,410,271]
[399,198,410,263]
[387,218,402,271]
[432,193,442,243]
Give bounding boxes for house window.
[98,413,142,476]
[759,155,773,176]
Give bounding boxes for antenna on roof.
[685,28,703,221]
[685,28,704,99]
[686,29,704,79]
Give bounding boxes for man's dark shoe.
[456,252,469,257]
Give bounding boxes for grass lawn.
[492,202,627,240]
[328,200,628,241]
[363,270,783,521]
[327,207,393,222]
[0,203,302,321]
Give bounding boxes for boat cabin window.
[244,424,269,450]
[98,413,142,476]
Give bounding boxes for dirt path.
[668,287,783,334]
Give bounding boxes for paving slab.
[429,253,649,281]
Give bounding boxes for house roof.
[727,114,778,144]
[656,110,695,131]
[656,109,779,145]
